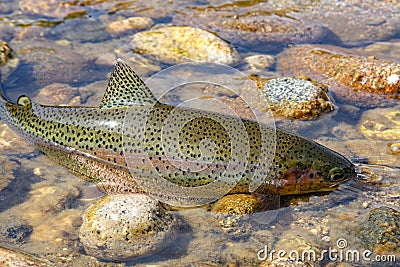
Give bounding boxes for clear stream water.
[0,0,399,266]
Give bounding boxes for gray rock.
[6,224,32,244]
[260,77,334,119]
[79,193,182,261]
[173,6,328,52]
[9,40,104,90]
[299,0,400,45]
[0,245,53,266]
[360,206,400,254]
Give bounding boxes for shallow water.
[0,0,399,266]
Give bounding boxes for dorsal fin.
[100,59,157,108]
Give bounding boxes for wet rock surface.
[0,245,53,266]
[243,54,276,72]
[130,25,239,65]
[260,77,334,119]
[0,41,19,81]
[212,212,253,240]
[297,0,400,45]
[360,206,400,254]
[211,194,271,215]
[0,156,19,192]
[173,5,328,52]
[79,194,182,261]
[9,40,101,90]
[33,83,81,106]
[388,141,400,154]
[359,107,400,140]
[0,124,34,155]
[0,41,17,66]
[107,16,154,34]
[49,18,111,43]
[6,224,33,244]
[277,44,400,107]
[357,41,400,62]
[0,153,89,265]
[210,194,280,241]
[19,0,87,19]
[259,257,313,267]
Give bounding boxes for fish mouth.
[325,165,356,190]
[328,180,347,190]
[346,164,357,181]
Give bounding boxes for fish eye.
[17,95,32,107]
[328,167,345,181]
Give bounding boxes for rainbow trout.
[0,60,356,206]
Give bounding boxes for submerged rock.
[260,77,334,120]
[211,194,274,215]
[0,41,19,81]
[108,17,154,33]
[263,227,321,266]
[0,245,53,266]
[277,45,400,107]
[79,194,181,261]
[388,141,400,154]
[10,40,98,89]
[259,257,313,267]
[0,42,16,66]
[173,6,327,52]
[360,206,400,254]
[130,25,239,65]
[173,0,400,49]
[298,0,400,46]
[212,212,252,239]
[359,41,400,63]
[211,194,279,239]
[243,54,275,72]
[359,107,400,140]
[33,83,80,106]
[6,224,33,244]
[19,0,87,19]
[0,156,19,191]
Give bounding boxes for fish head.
[269,138,357,195]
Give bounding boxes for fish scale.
[0,59,356,205]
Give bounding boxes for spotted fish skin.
[0,59,356,199]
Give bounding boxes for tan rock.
[108,17,154,33]
[131,26,239,65]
